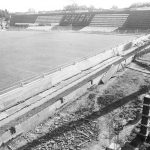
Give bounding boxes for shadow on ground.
[18,86,150,150]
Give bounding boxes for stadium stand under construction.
[10,10,150,30]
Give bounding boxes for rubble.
[26,117,100,150]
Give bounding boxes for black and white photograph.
[0,0,150,149]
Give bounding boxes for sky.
[0,0,150,12]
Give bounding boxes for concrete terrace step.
[93,16,128,18]
[93,14,129,16]
[35,15,63,24]
[90,14,129,27]
[89,25,122,27]
[90,21,126,24]
[90,23,125,26]
[92,14,129,17]
[90,21,124,25]
[92,18,128,21]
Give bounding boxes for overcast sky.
[1,0,150,12]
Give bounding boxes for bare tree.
[129,2,150,8]
[63,3,96,12]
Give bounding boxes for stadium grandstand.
[9,9,150,32]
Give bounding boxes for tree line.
[0,9,10,21]
[63,3,97,11]
[129,2,150,8]
[63,2,150,12]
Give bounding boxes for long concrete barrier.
[88,49,115,66]
[0,35,149,114]
[0,35,149,113]
[0,34,150,148]
[0,49,115,112]
[75,59,93,71]
[1,34,149,113]
[0,75,52,112]
[51,65,81,85]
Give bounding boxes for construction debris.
[26,116,100,150]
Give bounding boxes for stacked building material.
[139,95,150,142]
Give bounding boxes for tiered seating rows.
[11,15,38,25]
[90,14,129,27]
[123,12,150,29]
[35,15,63,25]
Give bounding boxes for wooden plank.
[1,131,11,144]
[101,64,118,84]
[0,112,8,121]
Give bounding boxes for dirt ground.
[5,51,150,150]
